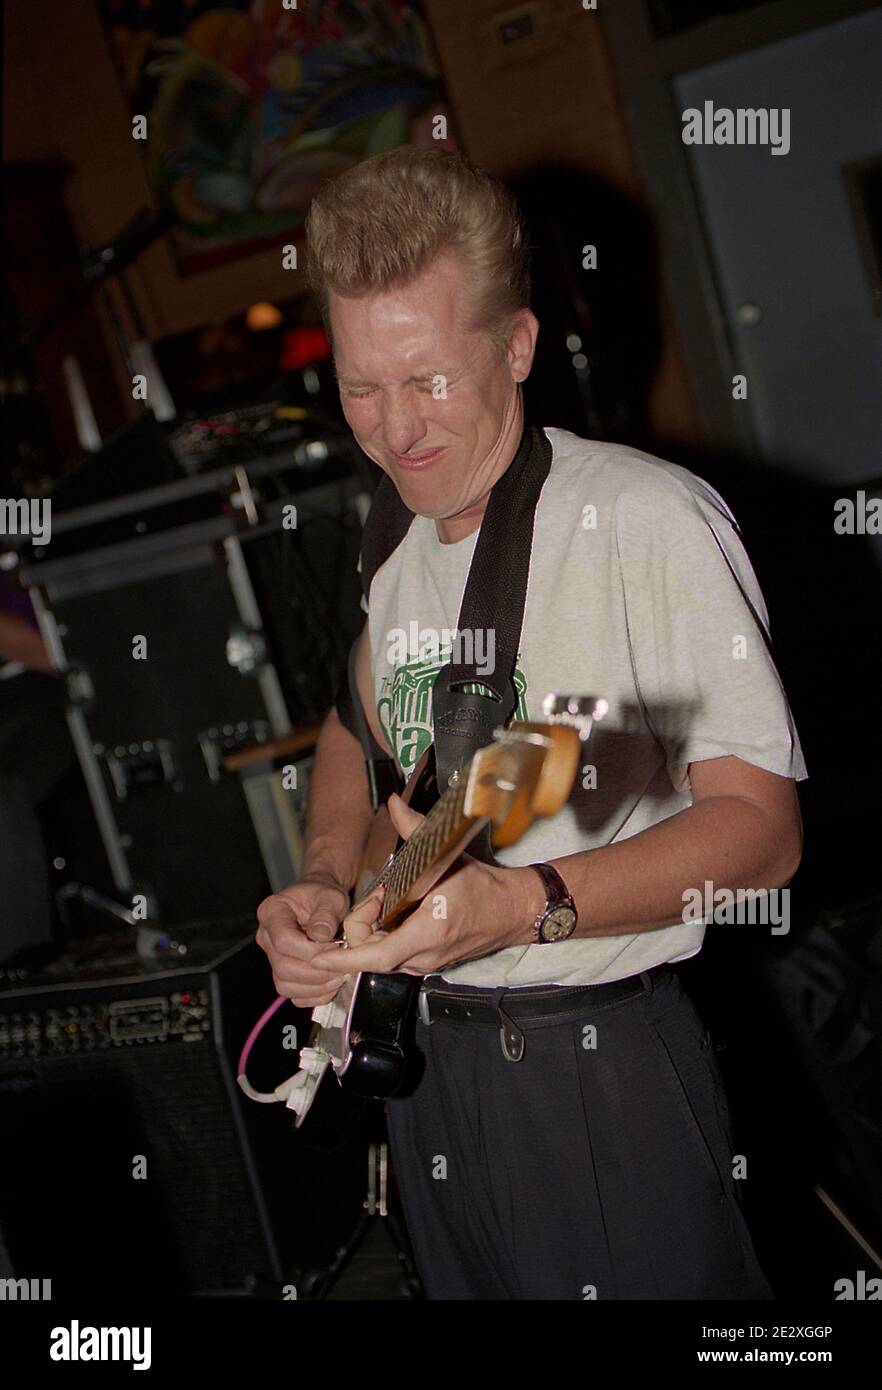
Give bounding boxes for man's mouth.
[388,446,447,470]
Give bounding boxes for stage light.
[246,302,284,331]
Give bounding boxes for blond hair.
[305,146,530,356]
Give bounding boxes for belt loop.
[417,986,434,1027]
[491,987,525,1063]
[639,969,655,995]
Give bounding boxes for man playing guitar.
[256,146,805,1300]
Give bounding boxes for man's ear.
[507,308,540,383]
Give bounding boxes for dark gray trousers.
[385,966,774,1300]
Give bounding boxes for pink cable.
[237,993,287,1078]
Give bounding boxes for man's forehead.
[332,318,478,386]
[329,255,469,330]
[330,293,458,346]
[333,303,446,361]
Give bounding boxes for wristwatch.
[528,862,578,943]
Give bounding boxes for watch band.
[529,862,578,943]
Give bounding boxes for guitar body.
[343,971,421,1098]
[334,746,438,1103]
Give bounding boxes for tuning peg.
[540,694,608,737]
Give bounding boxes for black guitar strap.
[430,422,552,796]
[334,473,412,807]
[336,421,553,830]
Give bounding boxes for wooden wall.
[3,0,701,445]
[2,0,305,350]
[424,0,701,444]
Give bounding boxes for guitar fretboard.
[366,772,474,926]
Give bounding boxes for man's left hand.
[313,792,538,975]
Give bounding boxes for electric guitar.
[271,693,605,1126]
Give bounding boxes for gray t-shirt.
[363,426,807,987]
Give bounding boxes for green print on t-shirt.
[377,646,528,776]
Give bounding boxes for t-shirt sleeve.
[615,482,807,793]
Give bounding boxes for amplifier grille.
[0,1040,269,1295]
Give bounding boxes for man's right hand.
[256,876,351,1008]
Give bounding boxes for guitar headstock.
[462,693,607,846]
[539,692,609,736]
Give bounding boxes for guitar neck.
[363,773,483,929]
[353,699,603,931]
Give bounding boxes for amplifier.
[0,919,367,1297]
[19,477,363,924]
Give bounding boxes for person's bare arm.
[256,623,386,1003]
[324,756,804,976]
[300,706,372,893]
[0,613,52,673]
[300,623,385,890]
[532,755,803,939]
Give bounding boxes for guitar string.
[382,777,468,915]
[361,736,514,910]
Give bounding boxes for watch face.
[540,905,577,942]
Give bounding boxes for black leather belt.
[417,964,673,1062]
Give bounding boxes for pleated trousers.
[385,967,774,1300]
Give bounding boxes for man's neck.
[434,407,524,544]
[435,498,491,546]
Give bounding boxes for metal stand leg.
[298,1130,423,1300]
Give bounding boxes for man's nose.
[381,392,426,456]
